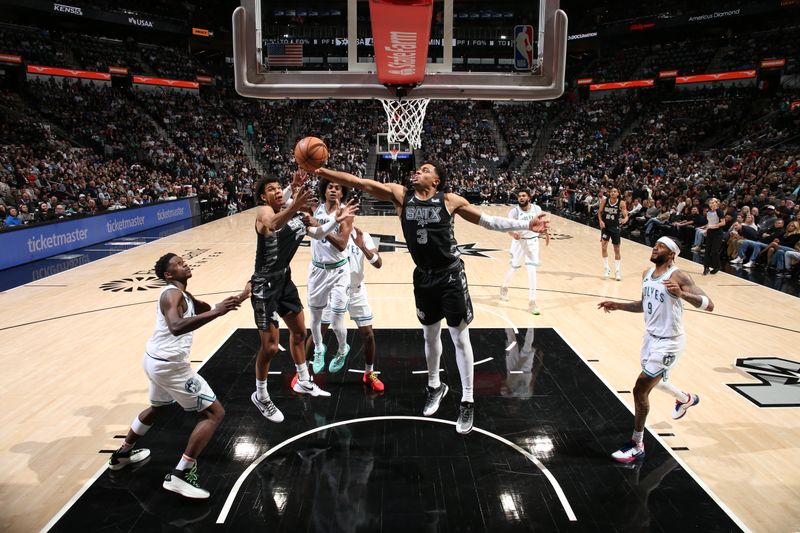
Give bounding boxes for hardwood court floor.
[0,208,798,532]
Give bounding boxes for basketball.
[294,136,328,171]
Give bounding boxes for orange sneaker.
[363,371,385,392]
[290,373,298,390]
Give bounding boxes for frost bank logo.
[27,229,89,252]
[107,216,145,233]
[157,207,185,221]
[386,31,418,77]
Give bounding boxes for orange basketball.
[294,136,328,171]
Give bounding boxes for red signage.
[369,0,433,85]
[590,79,654,91]
[0,53,22,63]
[576,78,593,85]
[27,65,111,80]
[629,22,656,31]
[760,59,786,69]
[132,75,199,89]
[108,66,129,75]
[659,70,678,78]
[676,70,756,84]
[791,101,800,111]
[196,75,213,83]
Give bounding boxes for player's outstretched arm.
[598,269,647,313]
[663,271,714,312]
[447,193,549,233]
[162,290,240,336]
[258,187,313,234]
[315,167,405,206]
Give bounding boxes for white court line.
[41,328,239,533]
[505,341,517,351]
[347,369,381,374]
[509,370,524,374]
[278,344,286,351]
[473,357,493,366]
[215,415,577,524]
[552,326,751,533]
[411,368,443,375]
[267,371,281,375]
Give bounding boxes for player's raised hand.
[292,186,314,213]
[354,226,365,248]
[336,199,359,223]
[291,169,308,189]
[529,212,550,232]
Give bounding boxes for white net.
[380,98,430,150]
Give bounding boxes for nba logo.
[514,25,534,71]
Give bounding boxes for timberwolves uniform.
[640,266,685,380]
[401,190,474,327]
[601,198,622,244]
[508,203,543,267]
[322,228,376,327]
[251,212,306,329]
[143,285,216,411]
[307,204,351,317]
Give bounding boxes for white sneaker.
[691,246,701,252]
[292,377,331,397]
[528,301,541,315]
[499,286,509,301]
[251,392,284,422]
[730,257,743,264]
[163,465,210,499]
[611,441,645,463]
[615,270,622,281]
[456,402,474,434]
[672,393,700,420]
[108,448,150,470]
[603,267,611,279]
[743,261,754,268]
[423,383,449,416]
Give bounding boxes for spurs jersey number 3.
[642,266,684,338]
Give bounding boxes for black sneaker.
[163,464,210,499]
[422,383,449,416]
[108,448,151,471]
[456,402,474,434]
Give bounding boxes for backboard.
[233,0,567,101]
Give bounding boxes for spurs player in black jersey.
[598,187,629,281]
[314,163,548,434]
[249,175,357,423]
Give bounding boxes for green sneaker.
[311,343,326,374]
[328,344,350,374]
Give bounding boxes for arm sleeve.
[479,213,531,232]
[307,218,338,240]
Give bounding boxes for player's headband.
[657,236,680,255]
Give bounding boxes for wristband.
[699,295,709,310]
[368,253,379,264]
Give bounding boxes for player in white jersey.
[308,179,354,375]
[311,226,386,391]
[108,253,247,499]
[598,237,714,463]
[500,189,549,314]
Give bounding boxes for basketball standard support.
[233,0,567,101]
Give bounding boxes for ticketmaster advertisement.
[0,198,199,270]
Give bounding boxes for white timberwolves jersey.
[641,266,684,338]
[347,229,376,288]
[508,204,543,239]
[311,204,347,264]
[145,285,195,362]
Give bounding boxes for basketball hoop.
[380,98,430,150]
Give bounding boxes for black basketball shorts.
[412,260,474,328]
[601,227,621,245]
[250,270,303,330]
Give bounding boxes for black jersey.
[254,212,307,274]
[401,190,459,270]
[602,198,621,229]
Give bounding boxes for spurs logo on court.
[100,276,165,292]
[299,234,499,258]
[728,357,800,407]
[546,232,573,240]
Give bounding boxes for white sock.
[256,379,268,401]
[296,362,310,382]
[502,266,518,288]
[331,312,347,353]
[615,259,621,272]
[448,321,475,403]
[422,322,442,389]
[365,363,374,373]
[603,257,609,269]
[309,308,325,349]
[656,380,689,403]
[526,265,537,302]
[632,431,644,445]
[176,454,196,471]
